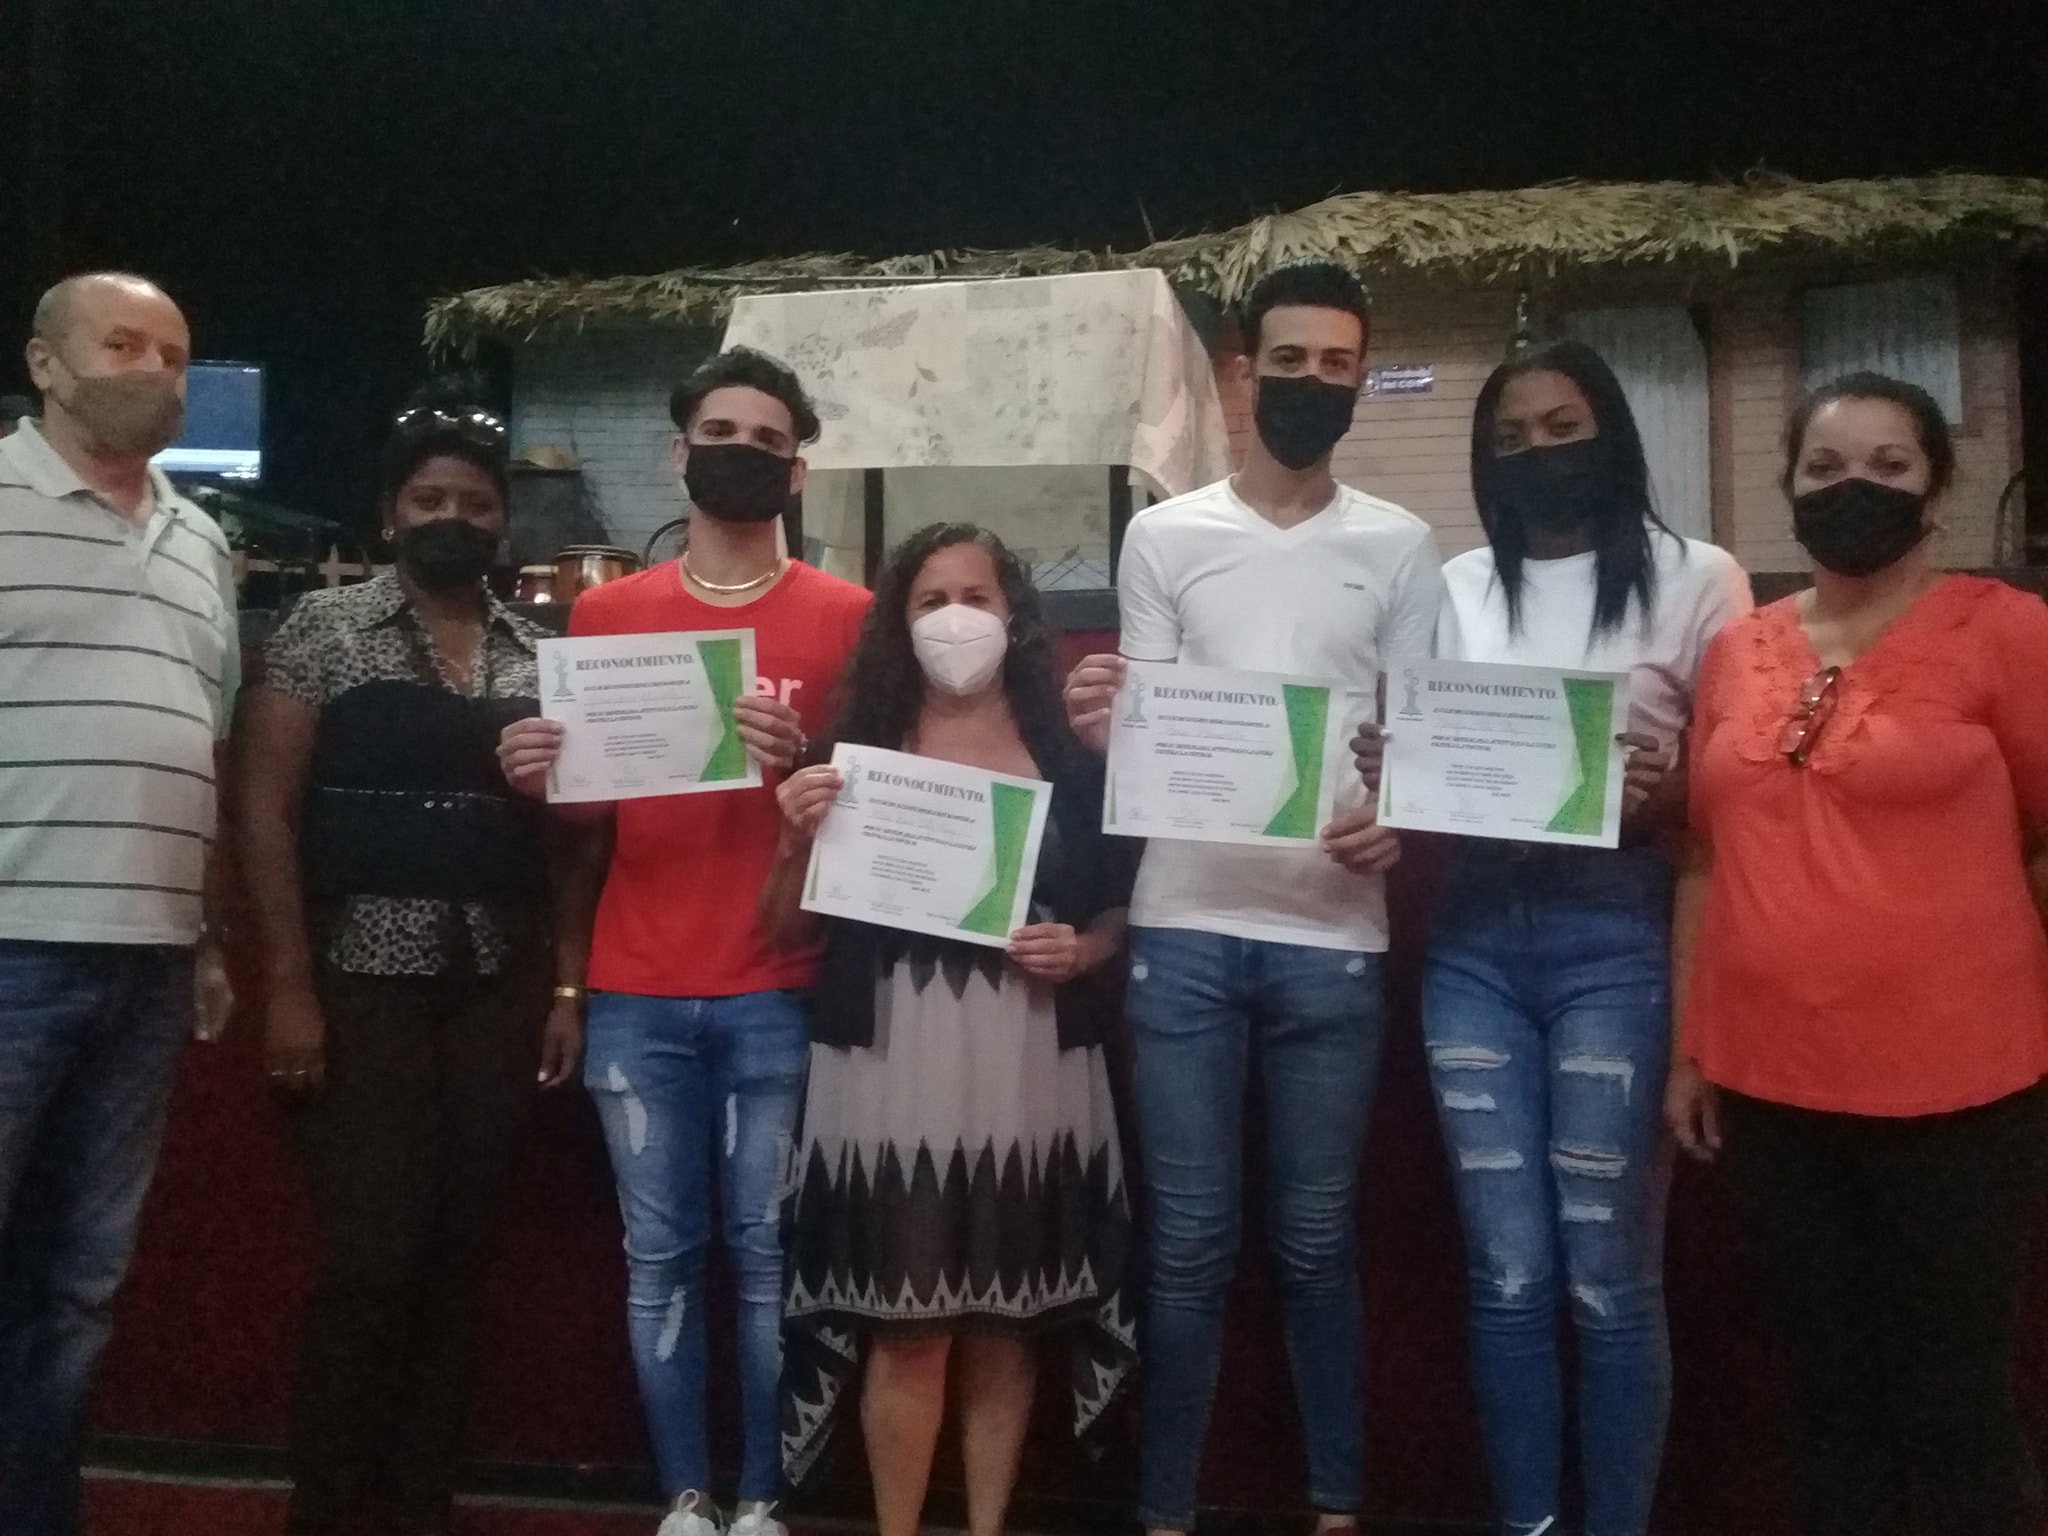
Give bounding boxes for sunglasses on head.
[394,405,507,449]
[1778,667,1842,768]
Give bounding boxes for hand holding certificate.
[537,630,761,802]
[1103,660,1367,847]
[1375,657,1630,847]
[800,744,1052,949]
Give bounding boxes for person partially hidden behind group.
[1668,372,2048,1536]
[763,523,1138,1536]
[237,388,586,1536]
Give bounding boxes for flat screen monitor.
[155,361,262,482]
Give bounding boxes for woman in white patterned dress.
[760,523,1136,1536]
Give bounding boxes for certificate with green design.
[801,744,1052,950]
[537,629,760,803]
[1102,660,1363,848]
[1376,657,1629,847]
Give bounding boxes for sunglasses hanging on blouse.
[1778,666,1843,768]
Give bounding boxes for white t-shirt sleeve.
[1433,585,1464,661]
[1116,518,1181,663]
[1680,545,1755,695]
[1381,527,1446,666]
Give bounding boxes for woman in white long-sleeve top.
[1360,339,1750,1536]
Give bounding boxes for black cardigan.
[808,756,1135,1052]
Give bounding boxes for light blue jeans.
[1424,843,1675,1536]
[584,989,808,1504]
[1125,926,1385,1532]
[0,940,192,1536]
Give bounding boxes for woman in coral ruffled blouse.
[1668,372,2048,1536]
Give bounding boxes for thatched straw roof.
[426,173,2048,353]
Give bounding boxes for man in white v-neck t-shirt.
[1066,262,1442,1536]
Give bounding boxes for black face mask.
[1791,477,1930,578]
[1253,375,1357,471]
[684,442,794,523]
[395,519,499,591]
[1492,437,1609,538]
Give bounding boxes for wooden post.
[862,469,886,589]
[1107,465,1134,583]
[783,492,804,567]
[1703,302,1738,550]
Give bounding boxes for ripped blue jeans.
[584,989,808,1504]
[1424,844,1674,1536]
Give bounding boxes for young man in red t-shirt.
[501,349,869,1536]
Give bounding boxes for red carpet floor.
[95,813,2048,1535]
[82,1475,661,1536]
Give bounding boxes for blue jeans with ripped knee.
[1424,844,1674,1536]
[583,989,808,1504]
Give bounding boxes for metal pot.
[513,565,557,604]
[552,544,641,601]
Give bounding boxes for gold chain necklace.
[682,551,782,595]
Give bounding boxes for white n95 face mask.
[910,603,1009,695]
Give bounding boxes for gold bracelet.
[553,984,587,1001]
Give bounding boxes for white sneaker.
[657,1491,722,1536]
[728,1501,789,1536]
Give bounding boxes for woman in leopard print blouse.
[236,396,587,1536]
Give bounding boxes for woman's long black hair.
[819,522,1083,779]
[1470,338,1673,638]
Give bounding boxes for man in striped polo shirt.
[0,272,237,1536]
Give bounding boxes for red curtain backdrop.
[91,630,2048,1535]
